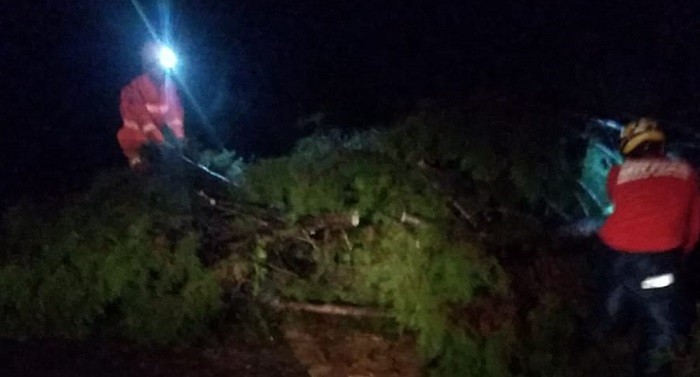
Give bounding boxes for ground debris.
[282,315,422,377]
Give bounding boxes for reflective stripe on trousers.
[592,243,695,377]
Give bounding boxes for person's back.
[593,117,700,377]
[599,156,698,253]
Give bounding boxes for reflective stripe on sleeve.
[167,119,183,127]
[142,123,158,133]
[146,103,170,114]
[124,120,139,130]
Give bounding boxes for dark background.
[2,1,700,204]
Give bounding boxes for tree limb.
[265,298,388,318]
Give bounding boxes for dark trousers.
[592,243,696,377]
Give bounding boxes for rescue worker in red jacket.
[595,117,700,377]
[117,42,185,171]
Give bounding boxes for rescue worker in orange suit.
[117,42,185,171]
[594,118,700,377]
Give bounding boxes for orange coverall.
[117,74,184,161]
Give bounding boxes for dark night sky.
[1,1,700,204]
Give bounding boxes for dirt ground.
[282,314,422,377]
[0,314,422,377]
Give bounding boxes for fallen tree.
[3,99,698,377]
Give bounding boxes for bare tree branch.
[265,298,388,318]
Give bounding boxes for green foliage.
[239,102,607,376]
[244,158,295,211]
[241,115,531,375]
[0,101,627,375]
[245,150,447,223]
[0,171,222,345]
[115,232,223,345]
[292,128,383,157]
[358,223,512,377]
[382,104,584,213]
[197,148,246,183]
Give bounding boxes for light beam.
[159,46,177,69]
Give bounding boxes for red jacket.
[119,74,184,139]
[598,157,700,253]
